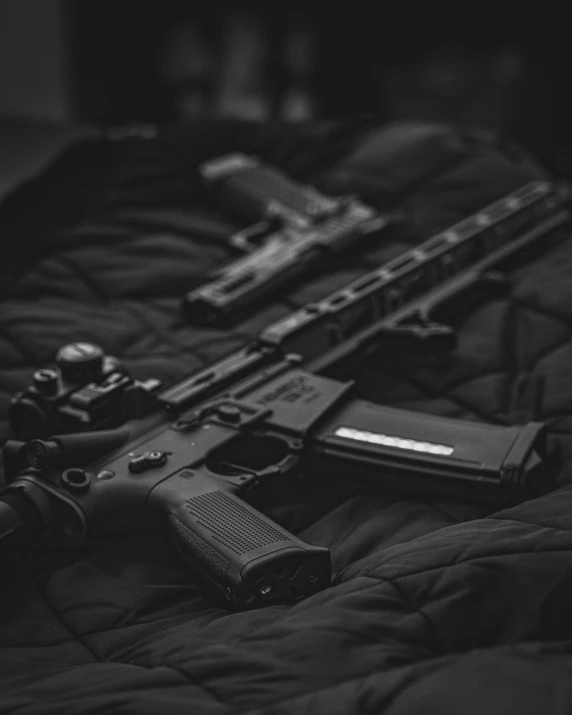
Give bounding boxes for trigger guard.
[204,432,301,484]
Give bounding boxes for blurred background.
[0,0,569,170]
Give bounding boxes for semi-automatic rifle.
[1,180,568,611]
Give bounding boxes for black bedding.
[1,117,572,714]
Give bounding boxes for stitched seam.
[488,513,572,534]
[231,650,449,714]
[121,302,206,362]
[0,326,38,365]
[235,548,572,650]
[385,315,572,425]
[0,637,84,650]
[380,573,440,656]
[512,294,572,334]
[384,366,511,425]
[364,545,572,583]
[119,660,232,707]
[415,500,464,524]
[33,578,102,663]
[54,252,109,303]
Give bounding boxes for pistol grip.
[156,470,330,610]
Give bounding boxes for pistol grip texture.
[164,471,330,610]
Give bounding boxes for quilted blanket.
[1,117,572,714]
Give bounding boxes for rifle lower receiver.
[0,365,554,611]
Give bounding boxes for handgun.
[183,153,389,326]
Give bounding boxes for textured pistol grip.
[165,473,330,610]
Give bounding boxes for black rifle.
[183,153,389,326]
[0,356,552,611]
[0,180,568,611]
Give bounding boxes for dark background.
[0,1,570,173]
